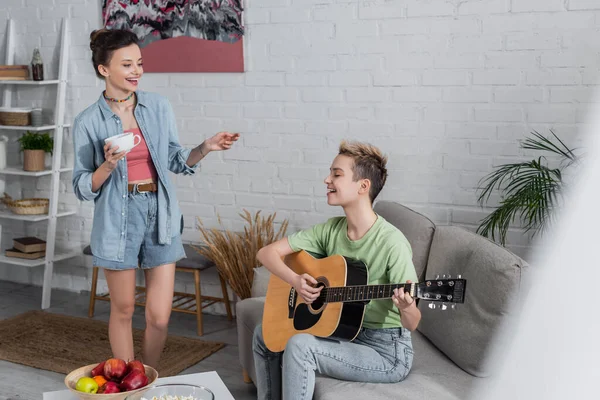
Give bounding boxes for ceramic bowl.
[64,363,158,400]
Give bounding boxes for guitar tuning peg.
[435,274,440,279]
[441,303,447,311]
[447,274,451,278]
[428,303,436,310]
[451,304,456,310]
[457,274,462,279]
[442,274,446,279]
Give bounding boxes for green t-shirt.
[287,215,418,329]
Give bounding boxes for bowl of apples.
[65,358,158,400]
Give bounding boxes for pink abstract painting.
[102,0,244,73]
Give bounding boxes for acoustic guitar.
[262,250,467,352]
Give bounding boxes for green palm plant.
[476,130,578,245]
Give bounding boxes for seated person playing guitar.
[254,140,422,400]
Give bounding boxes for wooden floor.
[0,280,257,400]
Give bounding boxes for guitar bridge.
[288,288,297,318]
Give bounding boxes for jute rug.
[0,310,224,377]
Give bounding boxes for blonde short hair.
[338,140,388,203]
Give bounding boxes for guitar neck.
[322,283,416,303]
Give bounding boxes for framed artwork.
[101,0,244,73]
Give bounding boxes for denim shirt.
[72,91,199,262]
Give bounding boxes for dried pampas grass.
[194,210,289,300]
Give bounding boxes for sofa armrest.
[236,296,266,384]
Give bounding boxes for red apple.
[126,359,145,375]
[120,369,148,391]
[90,361,106,377]
[98,381,120,394]
[104,358,127,381]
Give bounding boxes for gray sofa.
[236,201,528,399]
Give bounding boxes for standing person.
[253,141,420,399]
[72,28,239,368]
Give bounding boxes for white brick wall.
[0,0,599,309]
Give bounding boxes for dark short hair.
[89,29,140,79]
[338,140,388,204]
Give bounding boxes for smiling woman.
[71,28,239,370]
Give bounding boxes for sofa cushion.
[314,330,475,400]
[374,201,436,280]
[418,226,527,377]
[176,244,215,270]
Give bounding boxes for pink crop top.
[125,128,158,181]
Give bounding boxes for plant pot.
[23,149,45,171]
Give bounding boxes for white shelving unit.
[1,18,73,309]
[0,166,73,176]
[0,80,60,85]
[0,124,70,131]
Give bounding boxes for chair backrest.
[374,201,436,281]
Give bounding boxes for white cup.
[104,132,141,154]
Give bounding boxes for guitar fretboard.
[321,283,415,303]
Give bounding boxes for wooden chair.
[85,244,233,336]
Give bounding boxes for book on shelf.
[0,65,29,80]
[13,236,46,253]
[5,248,45,259]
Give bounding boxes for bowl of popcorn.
[125,383,214,400]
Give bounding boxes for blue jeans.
[252,323,414,400]
[92,191,185,270]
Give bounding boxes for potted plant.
[476,131,579,245]
[17,130,53,172]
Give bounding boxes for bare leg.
[103,268,137,361]
[142,263,175,368]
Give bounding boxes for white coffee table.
[43,371,234,400]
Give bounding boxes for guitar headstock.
[416,275,466,308]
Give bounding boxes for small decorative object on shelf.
[31,48,44,81]
[1,193,49,215]
[0,107,31,126]
[18,130,53,171]
[13,236,46,253]
[0,65,29,80]
[30,108,43,126]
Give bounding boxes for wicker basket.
[1,193,49,215]
[0,107,31,126]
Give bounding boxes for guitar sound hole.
[310,282,327,311]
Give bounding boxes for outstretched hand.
[205,132,240,152]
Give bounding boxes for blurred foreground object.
[475,102,600,400]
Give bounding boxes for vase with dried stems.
[194,210,289,300]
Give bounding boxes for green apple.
[75,376,99,394]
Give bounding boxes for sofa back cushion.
[251,266,272,298]
[417,226,527,377]
[374,201,436,280]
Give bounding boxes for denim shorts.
[93,191,186,270]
